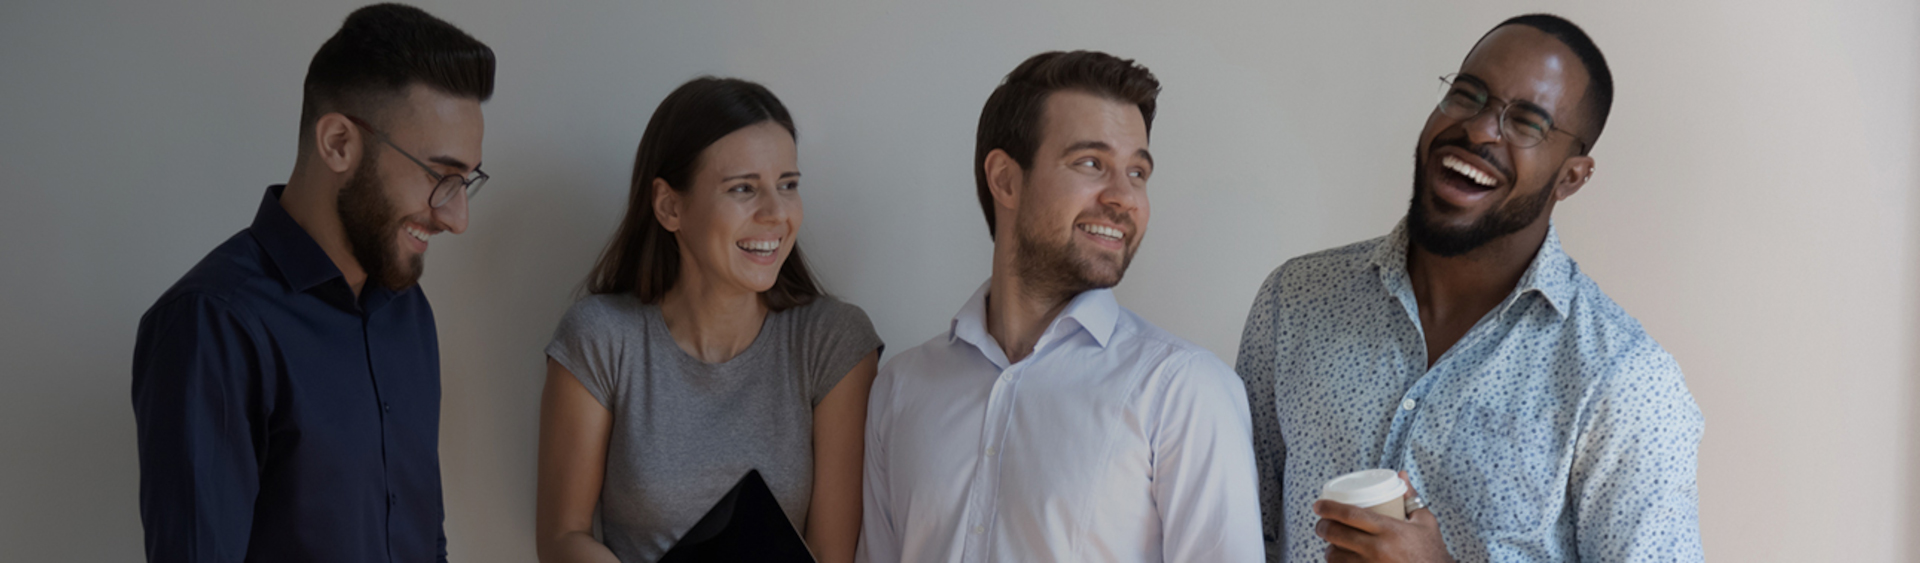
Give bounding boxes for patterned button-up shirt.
[1235,220,1704,562]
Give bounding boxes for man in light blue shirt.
[1236,14,1703,563]
[859,50,1264,563]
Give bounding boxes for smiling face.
[655,120,803,296]
[1005,89,1153,299]
[338,83,483,291]
[1410,25,1592,257]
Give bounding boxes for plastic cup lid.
[1319,469,1407,507]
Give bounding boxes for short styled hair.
[298,3,495,147]
[1479,14,1612,153]
[973,51,1161,239]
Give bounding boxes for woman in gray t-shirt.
[536,77,881,563]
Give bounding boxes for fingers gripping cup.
[1319,469,1408,520]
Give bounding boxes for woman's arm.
[805,350,880,563]
[535,357,621,563]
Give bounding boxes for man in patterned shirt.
[1234,14,1704,563]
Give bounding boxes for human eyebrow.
[720,172,762,182]
[427,155,473,174]
[1453,73,1490,90]
[778,172,800,180]
[1511,101,1556,125]
[1063,141,1114,155]
[1135,148,1154,169]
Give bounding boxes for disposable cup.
[1318,469,1407,520]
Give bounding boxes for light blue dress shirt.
[860,282,1265,563]
[1235,221,1704,562]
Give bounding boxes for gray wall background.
[2,0,1915,561]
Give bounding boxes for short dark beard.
[1406,150,1556,258]
[1011,206,1136,303]
[337,150,422,291]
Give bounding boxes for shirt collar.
[249,185,395,311]
[251,185,343,292]
[949,279,1121,368]
[1372,218,1575,321]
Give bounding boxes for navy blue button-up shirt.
[132,185,447,563]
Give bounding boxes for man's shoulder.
[1113,308,1243,394]
[877,330,963,378]
[1261,235,1389,293]
[145,229,276,320]
[1560,268,1680,373]
[1546,267,1696,422]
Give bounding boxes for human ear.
[1553,155,1595,202]
[652,178,683,233]
[984,148,1024,214]
[313,113,361,175]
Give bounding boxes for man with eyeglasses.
[1235,14,1703,563]
[130,4,492,562]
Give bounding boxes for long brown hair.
[585,77,823,310]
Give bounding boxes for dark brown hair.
[299,3,495,145]
[585,77,823,310]
[973,50,1161,239]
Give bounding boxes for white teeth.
[1442,155,1497,187]
[405,225,430,242]
[1078,224,1123,240]
[737,239,780,253]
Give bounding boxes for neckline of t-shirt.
[644,301,782,370]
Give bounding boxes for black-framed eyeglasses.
[343,115,488,208]
[1435,74,1587,153]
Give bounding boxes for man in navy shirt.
[131,4,494,561]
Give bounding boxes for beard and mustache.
[1011,204,1139,303]
[337,149,427,292]
[1407,137,1556,258]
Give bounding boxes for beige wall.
[1,0,1913,561]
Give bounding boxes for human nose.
[1098,170,1144,215]
[754,189,794,224]
[433,189,469,235]
[1461,102,1507,146]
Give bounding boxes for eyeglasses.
[1435,74,1587,153]
[343,115,488,208]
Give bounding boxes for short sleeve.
[797,298,884,406]
[545,295,629,410]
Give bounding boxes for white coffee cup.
[1319,469,1408,520]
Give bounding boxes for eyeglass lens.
[430,174,485,208]
[1436,80,1553,148]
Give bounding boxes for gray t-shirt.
[546,293,883,563]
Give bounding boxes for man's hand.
[1312,472,1452,563]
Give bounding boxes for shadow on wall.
[1909,67,1920,559]
[1910,191,1920,558]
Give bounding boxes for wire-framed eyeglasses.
[1435,74,1587,154]
[343,114,487,208]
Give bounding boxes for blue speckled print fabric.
[1235,220,1704,563]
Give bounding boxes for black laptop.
[658,469,816,563]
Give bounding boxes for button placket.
[961,365,1019,561]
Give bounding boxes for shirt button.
[984,447,996,458]
[971,525,985,535]
[1401,398,1417,411]
[383,402,391,413]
